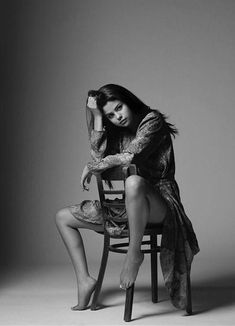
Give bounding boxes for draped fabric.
[69,109,199,309]
[155,179,199,308]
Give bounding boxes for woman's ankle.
[77,275,96,285]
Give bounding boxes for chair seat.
[95,224,163,255]
[96,223,163,237]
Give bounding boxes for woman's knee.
[55,207,98,230]
[55,208,71,227]
[125,175,147,198]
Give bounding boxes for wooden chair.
[90,164,192,322]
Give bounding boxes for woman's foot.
[120,251,144,290]
[71,277,97,311]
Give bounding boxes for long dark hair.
[86,84,150,155]
[86,84,178,157]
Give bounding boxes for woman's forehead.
[103,100,120,114]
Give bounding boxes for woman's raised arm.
[86,95,107,162]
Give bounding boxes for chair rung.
[103,202,124,208]
[109,241,161,254]
[111,242,129,248]
[141,247,161,253]
[103,190,125,194]
[109,246,128,254]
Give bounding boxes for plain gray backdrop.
[3,0,235,280]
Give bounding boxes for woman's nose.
[115,113,122,120]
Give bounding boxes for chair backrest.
[96,164,163,238]
[96,164,137,206]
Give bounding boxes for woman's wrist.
[94,114,103,131]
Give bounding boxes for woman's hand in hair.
[86,95,102,117]
[86,95,104,130]
[80,165,92,191]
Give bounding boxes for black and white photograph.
[3,0,235,325]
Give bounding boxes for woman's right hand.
[86,95,104,130]
[86,96,102,117]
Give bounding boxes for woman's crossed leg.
[120,175,167,290]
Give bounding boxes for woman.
[55,84,199,311]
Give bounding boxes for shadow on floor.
[96,272,235,320]
[97,285,168,308]
[191,272,235,314]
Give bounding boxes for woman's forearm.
[93,114,103,131]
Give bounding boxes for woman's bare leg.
[55,208,103,310]
[120,175,167,289]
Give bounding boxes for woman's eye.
[107,113,114,119]
[116,104,122,111]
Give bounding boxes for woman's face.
[102,100,134,128]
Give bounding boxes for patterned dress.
[69,109,199,309]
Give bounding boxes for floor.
[1,256,235,326]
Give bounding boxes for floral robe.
[70,109,199,309]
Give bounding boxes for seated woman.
[55,84,199,311]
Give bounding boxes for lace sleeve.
[87,111,165,174]
[87,152,134,173]
[90,130,107,162]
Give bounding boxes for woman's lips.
[120,119,127,125]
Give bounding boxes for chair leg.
[91,231,110,310]
[124,284,135,322]
[186,270,192,315]
[150,234,158,303]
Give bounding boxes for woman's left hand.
[80,165,92,191]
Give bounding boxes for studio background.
[4,0,235,283]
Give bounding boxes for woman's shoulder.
[143,108,162,120]
[138,109,162,129]
[140,109,178,138]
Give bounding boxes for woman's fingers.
[86,96,97,109]
[80,165,92,191]
[80,175,89,191]
[81,180,89,191]
[87,174,92,184]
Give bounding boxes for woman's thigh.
[125,175,168,224]
[56,207,104,232]
[145,181,168,224]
